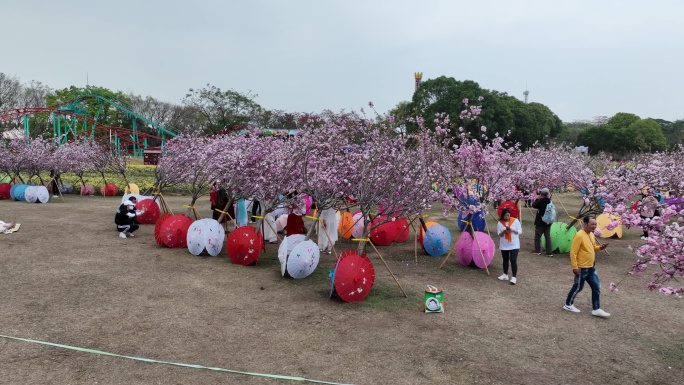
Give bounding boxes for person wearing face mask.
[115,199,144,238]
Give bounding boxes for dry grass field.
[0,193,682,385]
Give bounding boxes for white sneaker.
[640,236,648,240]
[591,309,611,318]
[119,232,127,239]
[563,304,581,313]
[510,277,517,285]
[126,232,134,237]
[53,195,58,198]
[497,274,509,281]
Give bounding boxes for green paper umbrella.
[542,222,577,253]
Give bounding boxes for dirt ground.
[0,193,682,385]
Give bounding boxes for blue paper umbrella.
[423,224,452,256]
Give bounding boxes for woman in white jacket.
[496,208,522,285]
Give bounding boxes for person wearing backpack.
[532,188,554,256]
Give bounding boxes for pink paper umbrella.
[351,211,365,238]
[455,232,474,266]
[470,231,495,269]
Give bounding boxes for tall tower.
[414,72,423,91]
[523,82,529,103]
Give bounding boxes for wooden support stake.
[369,242,408,298]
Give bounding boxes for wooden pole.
[369,242,408,298]
[472,231,491,276]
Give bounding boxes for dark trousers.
[534,224,552,254]
[251,200,260,222]
[117,224,139,233]
[565,267,601,310]
[501,249,519,277]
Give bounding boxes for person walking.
[532,188,553,256]
[562,216,610,318]
[496,208,522,285]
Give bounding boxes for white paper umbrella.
[286,240,320,279]
[352,212,365,238]
[275,214,288,232]
[24,186,39,203]
[278,234,306,276]
[186,218,225,256]
[36,186,50,203]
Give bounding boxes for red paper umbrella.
[154,213,172,246]
[497,200,520,219]
[338,211,354,239]
[333,250,375,303]
[0,183,11,199]
[393,217,410,242]
[455,232,474,266]
[136,199,161,224]
[161,214,193,248]
[226,226,263,265]
[101,182,118,196]
[369,216,397,246]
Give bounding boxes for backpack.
[542,201,557,224]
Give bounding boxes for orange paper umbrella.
[338,211,354,239]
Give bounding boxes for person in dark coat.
[115,199,142,238]
[531,188,553,256]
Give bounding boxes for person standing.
[496,208,522,285]
[639,189,660,240]
[49,169,62,198]
[532,188,553,256]
[563,216,610,318]
[209,181,219,219]
[317,207,339,254]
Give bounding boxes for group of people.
[494,188,611,319]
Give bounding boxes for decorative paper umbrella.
[665,196,684,212]
[136,199,161,224]
[11,184,29,201]
[80,184,96,196]
[35,186,50,203]
[275,214,288,233]
[60,182,74,194]
[302,194,313,215]
[186,218,225,256]
[457,210,486,232]
[226,226,263,265]
[286,240,320,279]
[0,183,11,199]
[332,250,375,303]
[161,214,194,248]
[351,211,365,238]
[370,216,398,246]
[393,217,410,243]
[417,221,438,252]
[423,224,452,257]
[544,222,577,253]
[596,213,622,239]
[154,213,172,246]
[24,186,39,203]
[496,200,520,219]
[101,182,118,196]
[278,234,306,276]
[338,211,354,239]
[470,231,495,269]
[124,183,140,194]
[455,232,474,266]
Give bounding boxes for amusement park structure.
[0,93,178,157]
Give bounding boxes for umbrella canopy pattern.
[496,200,520,219]
[351,211,365,238]
[136,199,161,224]
[470,232,495,269]
[187,218,226,256]
[596,213,622,238]
[275,214,288,233]
[338,211,354,239]
[393,217,410,243]
[370,216,397,246]
[25,186,49,203]
[286,240,320,279]
[457,211,486,232]
[543,222,578,253]
[332,250,375,303]
[226,226,263,265]
[11,184,29,201]
[161,215,194,248]
[154,213,173,246]
[455,232,474,266]
[423,224,452,257]
[0,183,11,199]
[278,234,306,276]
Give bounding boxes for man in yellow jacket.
[563,216,611,318]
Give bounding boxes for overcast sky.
[2,0,682,122]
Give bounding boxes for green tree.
[46,85,134,129]
[658,119,684,148]
[182,84,263,135]
[624,119,667,152]
[604,112,640,130]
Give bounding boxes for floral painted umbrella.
[136,199,161,224]
[332,250,375,303]
[423,224,452,257]
[286,240,320,279]
[455,231,474,266]
[393,217,410,243]
[278,234,306,276]
[186,218,225,256]
[154,213,173,246]
[161,215,194,248]
[496,200,520,219]
[470,231,495,269]
[226,225,263,265]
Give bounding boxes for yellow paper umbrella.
[596,213,622,238]
[124,183,140,194]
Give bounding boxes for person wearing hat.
[531,188,553,256]
[115,199,142,238]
